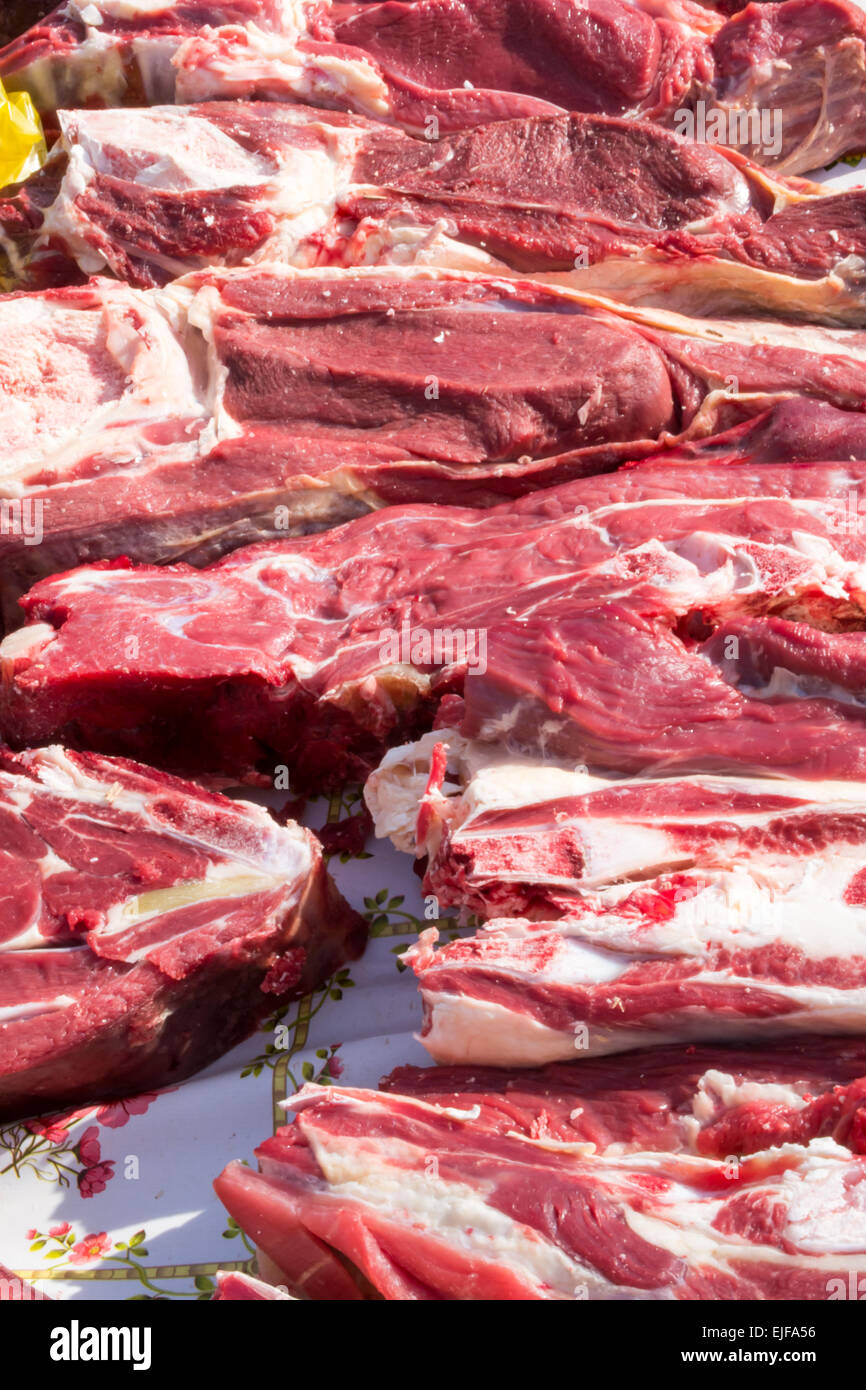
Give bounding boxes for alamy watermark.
[378,619,488,674]
[0,498,43,545]
[673,101,783,160]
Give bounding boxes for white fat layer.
[0,622,57,665]
[303,1117,622,1299]
[418,990,663,1065]
[624,1141,866,1266]
[174,23,391,119]
[0,281,208,492]
[0,995,77,1022]
[544,863,866,961]
[44,106,363,280]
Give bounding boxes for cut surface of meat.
[214,1040,866,1299]
[7,455,866,789]
[0,274,214,626]
[6,263,866,628]
[33,101,413,288]
[5,1,866,174]
[0,743,365,1120]
[17,101,866,323]
[367,733,866,1059]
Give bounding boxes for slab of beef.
[212,1270,294,1300]
[16,102,866,323]
[213,1039,866,1299]
[0,744,365,1121]
[6,265,866,626]
[6,456,866,789]
[3,1,865,175]
[368,732,866,1059]
[369,730,866,916]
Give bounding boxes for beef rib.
[214,1038,866,1299]
[367,732,866,1060]
[0,743,365,1120]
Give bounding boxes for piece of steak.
[0,743,365,1120]
[13,102,866,324]
[367,733,866,1059]
[6,265,866,627]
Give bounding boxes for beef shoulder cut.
[12,102,866,326]
[4,266,866,625]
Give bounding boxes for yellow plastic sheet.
[0,78,46,189]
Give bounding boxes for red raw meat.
[11,101,866,324]
[214,1038,866,1299]
[0,744,364,1120]
[4,266,866,625]
[5,1,865,173]
[6,456,866,789]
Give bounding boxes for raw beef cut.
[16,101,866,323]
[6,264,866,627]
[0,274,213,627]
[5,1,865,174]
[367,733,866,1059]
[368,730,866,917]
[381,1037,866,1159]
[0,743,365,1121]
[214,1039,866,1299]
[7,456,866,789]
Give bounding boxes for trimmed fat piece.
[0,744,364,1120]
[214,1038,866,1300]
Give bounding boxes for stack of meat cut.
[5,0,866,1301]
